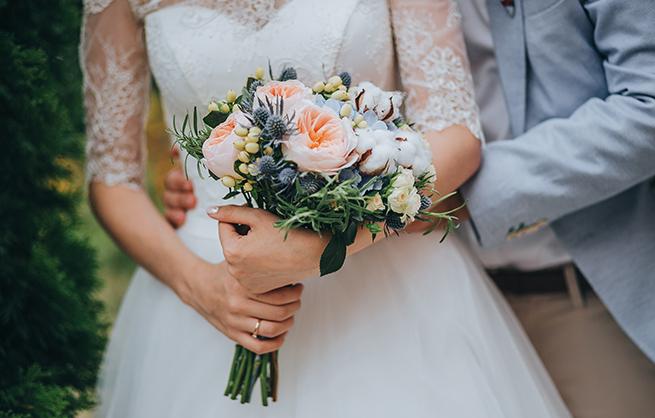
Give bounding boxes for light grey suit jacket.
[461,0,655,360]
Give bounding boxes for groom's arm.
[461,0,655,247]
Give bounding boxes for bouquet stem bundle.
[224,347,278,405]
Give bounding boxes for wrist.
[175,257,225,306]
[290,228,329,272]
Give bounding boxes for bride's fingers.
[239,299,301,322]
[232,316,295,338]
[250,284,304,306]
[233,331,287,355]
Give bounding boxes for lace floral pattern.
[129,0,285,28]
[391,0,483,140]
[84,0,115,14]
[83,41,149,187]
[82,0,150,188]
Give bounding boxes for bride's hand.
[179,260,303,354]
[208,206,327,294]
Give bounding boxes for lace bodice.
[81,0,482,191]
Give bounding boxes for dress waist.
[178,207,221,241]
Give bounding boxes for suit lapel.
[487,0,527,135]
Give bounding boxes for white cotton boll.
[371,90,403,122]
[393,129,431,173]
[354,82,381,111]
[353,82,404,122]
[410,153,432,177]
[355,129,377,155]
[395,140,417,167]
[356,129,399,175]
[359,143,398,175]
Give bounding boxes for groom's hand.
[208,205,327,294]
[163,167,196,228]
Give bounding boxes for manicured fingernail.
[206,206,220,215]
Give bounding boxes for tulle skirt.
[97,221,570,417]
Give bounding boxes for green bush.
[0,1,106,417]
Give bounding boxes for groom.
[162,0,655,416]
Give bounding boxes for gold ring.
[251,319,261,338]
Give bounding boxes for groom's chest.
[477,0,607,134]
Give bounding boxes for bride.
[82,0,570,416]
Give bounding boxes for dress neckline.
[131,0,291,28]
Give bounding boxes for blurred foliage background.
[0,1,170,416]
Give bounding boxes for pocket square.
[501,0,516,17]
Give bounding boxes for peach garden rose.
[282,103,358,173]
[202,113,240,178]
[254,80,312,114]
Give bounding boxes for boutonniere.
[501,0,516,17]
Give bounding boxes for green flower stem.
[241,351,255,404]
[224,345,242,396]
[260,355,269,406]
[248,356,262,403]
[230,348,248,400]
[271,350,279,401]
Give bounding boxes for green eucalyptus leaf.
[344,222,357,246]
[320,233,347,276]
[203,110,229,128]
[193,107,201,135]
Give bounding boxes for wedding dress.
[81,0,571,416]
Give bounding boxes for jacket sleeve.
[461,0,655,247]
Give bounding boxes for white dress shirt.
[457,0,571,271]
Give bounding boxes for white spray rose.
[388,186,422,223]
[365,193,385,212]
[391,167,415,189]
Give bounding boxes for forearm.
[462,97,655,247]
[89,182,209,299]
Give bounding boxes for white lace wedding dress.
[82,0,571,416]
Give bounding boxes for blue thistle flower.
[298,174,324,194]
[420,195,432,211]
[253,107,270,129]
[264,115,287,140]
[386,213,405,230]
[248,79,263,97]
[240,97,253,114]
[278,67,298,81]
[338,167,362,184]
[339,71,352,89]
[257,155,278,177]
[277,167,297,185]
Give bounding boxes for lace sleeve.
[390,0,483,141]
[81,0,150,188]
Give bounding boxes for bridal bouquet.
[173,65,460,405]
